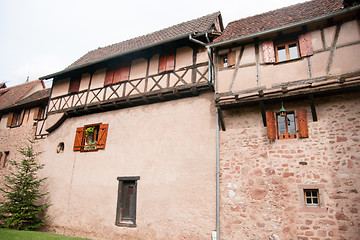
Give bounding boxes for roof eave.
[40,32,203,80]
[209,5,360,48]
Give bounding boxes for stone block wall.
[219,92,360,240]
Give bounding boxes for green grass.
[0,229,89,240]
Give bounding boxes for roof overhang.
[40,31,211,80]
[209,4,360,48]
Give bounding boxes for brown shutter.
[69,76,81,93]
[18,110,24,126]
[158,53,167,73]
[6,113,13,127]
[33,107,40,120]
[266,111,276,139]
[227,51,236,67]
[296,109,309,138]
[73,127,84,151]
[113,66,122,84]
[104,68,115,86]
[97,123,109,149]
[298,33,313,57]
[262,41,275,63]
[119,62,130,81]
[165,50,175,71]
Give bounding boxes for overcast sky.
[0,0,308,87]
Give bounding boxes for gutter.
[41,31,212,80]
[209,4,360,48]
[188,34,215,85]
[215,108,220,240]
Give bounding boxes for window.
[262,33,313,63]
[33,106,45,120]
[276,111,296,139]
[298,185,325,212]
[158,50,175,73]
[73,123,109,152]
[116,176,140,228]
[220,51,235,68]
[6,111,23,128]
[304,189,319,206]
[2,151,9,168]
[275,41,299,62]
[266,109,309,140]
[104,62,131,86]
[69,76,81,93]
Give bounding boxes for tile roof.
[0,80,44,111]
[67,12,221,69]
[213,0,344,43]
[16,88,51,107]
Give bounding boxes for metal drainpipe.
[216,108,220,240]
[188,34,219,239]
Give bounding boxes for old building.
[38,12,223,239]
[210,0,360,239]
[0,80,50,200]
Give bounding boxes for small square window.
[304,189,319,206]
[7,111,23,128]
[275,41,299,62]
[73,123,109,152]
[220,55,228,68]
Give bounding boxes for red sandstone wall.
[219,92,360,240]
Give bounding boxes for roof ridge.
[93,11,221,52]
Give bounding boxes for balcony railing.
[48,62,210,114]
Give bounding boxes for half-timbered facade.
[39,12,223,239]
[210,0,360,239]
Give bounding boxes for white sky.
[0,0,308,87]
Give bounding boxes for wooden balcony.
[48,62,211,116]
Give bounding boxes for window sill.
[115,221,136,228]
[299,206,327,213]
[274,57,302,65]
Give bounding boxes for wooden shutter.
[69,76,81,93]
[298,33,313,57]
[165,50,175,71]
[227,51,236,67]
[18,110,24,126]
[262,41,275,63]
[296,109,309,138]
[33,107,40,120]
[97,123,109,149]
[120,62,131,82]
[113,66,122,84]
[6,113,13,127]
[105,68,115,86]
[73,127,84,151]
[158,53,167,73]
[266,111,276,139]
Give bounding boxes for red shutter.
[69,76,81,93]
[105,68,115,86]
[97,123,109,149]
[113,66,122,84]
[158,53,167,73]
[33,107,40,120]
[262,41,275,63]
[227,51,236,67]
[298,33,313,57]
[6,113,13,127]
[119,62,130,81]
[296,109,309,138]
[165,50,175,71]
[73,127,84,151]
[266,111,276,140]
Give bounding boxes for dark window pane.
[305,191,311,197]
[306,198,312,204]
[313,198,318,204]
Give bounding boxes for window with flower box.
[73,123,109,152]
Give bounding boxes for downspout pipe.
[189,33,219,239]
[215,108,220,240]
